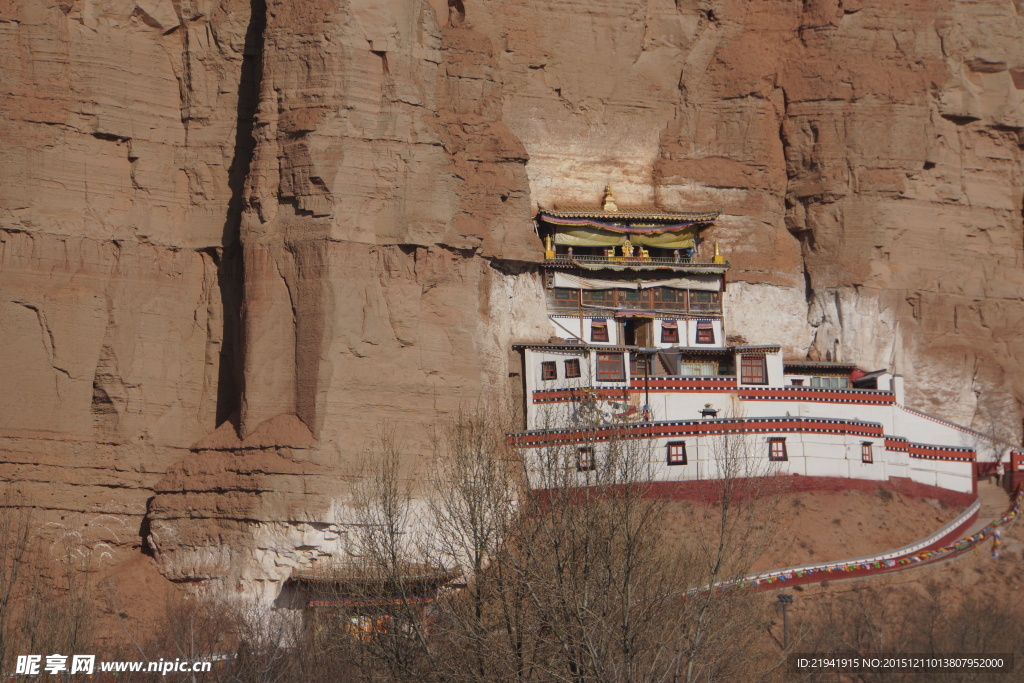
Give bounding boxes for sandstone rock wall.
[0,0,256,579]
[2,0,1023,597]
[477,0,1024,431]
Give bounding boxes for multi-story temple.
[511,188,1019,495]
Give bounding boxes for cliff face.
[1,0,1023,595]
[0,0,256,576]
[474,0,1024,430]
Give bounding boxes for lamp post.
[777,593,793,649]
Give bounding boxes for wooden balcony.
[543,254,729,272]
[546,288,722,315]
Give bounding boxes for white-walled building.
[512,189,1018,496]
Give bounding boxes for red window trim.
[541,361,557,381]
[768,437,788,461]
[667,441,687,465]
[564,358,581,379]
[696,321,715,344]
[577,446,595,471]
[741,355,767,385]
[596,352,625,382]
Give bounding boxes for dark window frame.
[768,437,788,462]
[553,287,577,301]
[740,355,767,385]
[629,355,649,377]
[582,290,613,305]
[652,287,687,312]
[564,358,581,379]
[696,322,715,345]
[861,442,873,464]
[541,361,557,381]
[595,352,626,382]
[667,441,687,465]
[577,446,595,472]
[689,290,721,314]
[549,288,580,309]
[660,322,680,344]
[590,320,609,343]
[618,288,648,307]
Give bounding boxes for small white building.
[512,189,1018,496]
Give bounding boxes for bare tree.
[423,408,522,681]
[677,421,784,682]
[0,501,33,670]
[0,499,97,672]
[419,403,782,682]
[797,580,1024,682]
[327,430,441,681]
[264,401,786,682]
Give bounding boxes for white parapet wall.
[512,415,976,495]
[518,345,1004,496]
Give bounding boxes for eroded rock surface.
[1,0,1022,598]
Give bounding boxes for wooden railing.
[546,291,722,315]
[544,255,729,269]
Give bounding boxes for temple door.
[635,319,653,347]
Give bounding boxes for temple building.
[511,188,1018,495]
[278,563,457,636]
[538,185,726,354]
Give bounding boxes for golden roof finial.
[713,240,724,263]
[602,185,618,212]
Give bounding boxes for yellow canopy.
[552,226,698,250]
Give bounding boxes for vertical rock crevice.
[215,0,267,429]
[91,317,127,441]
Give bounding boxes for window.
[596,352,625,382]
[630,355,649,377]
[618,288,647,307]
[696,321,715,344]
[590,320,609,342]
[790,379,805,386]
[680,361,718,377]
[553,288,576,301]
[768,438,788,462]
[582,290,612,306]
[740,355,767,385]
[577,446,595,471]
[541,361,557,381]
[667,442,687,465]
[660,321,679,344]
[689,290,721,314]
[564,358,581,378]
[652,287,687,311]
[549,288,579,309]
[811,376,850,389]
[861,442,873,464]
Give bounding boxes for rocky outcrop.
[2,0,1023,598]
